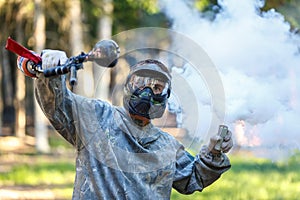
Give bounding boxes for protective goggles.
[128,74,170,96]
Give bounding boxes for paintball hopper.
[87,39,120,68]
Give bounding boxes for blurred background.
[0,0,300,199]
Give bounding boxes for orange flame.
[234,120,261,146]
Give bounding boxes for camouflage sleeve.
[172,145,231,194]
[34,74,78,146]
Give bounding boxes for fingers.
[210,135,222,144]
[208,135,222,154]
[60,56,68,65]
[208,129,233,154]
[221,130,233,153]
[223,130,232,142]
[41,50,68,69]
[221,137,233,153]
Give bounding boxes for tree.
[69,0,96,97]
[33,0,50,153]
[93,0,114,101]
[0,0,19,136]
[15,1,28,138]
[1,44,14,135]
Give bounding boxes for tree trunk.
[15,10,26,138]
[1,45,15,136]
[94,0,113,101]
[70,0,94,97]
[0,45,3,136]
[34,0,50,153]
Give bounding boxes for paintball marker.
[5,37,120,86]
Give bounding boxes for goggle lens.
[129,74,169,96]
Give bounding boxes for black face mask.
[128,87,168,119]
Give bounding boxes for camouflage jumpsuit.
[34,74,231,200]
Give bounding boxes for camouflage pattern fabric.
[34,74,231,200]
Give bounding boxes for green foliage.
[80,0,168,46]
[171,154,300,200]
[125,0,159,14]
[274,0,300,28]
[113,0,168,34]
[194,0,219,12]
[194,0,211,11]
[287,150,300,166]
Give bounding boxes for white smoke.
[159,0,300,157]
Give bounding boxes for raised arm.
[173,129,233,194]
[34,50,78,146]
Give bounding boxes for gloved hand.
[208,128,233,155]
[41,49,68,69]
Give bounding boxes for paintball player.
[22,49,233,199]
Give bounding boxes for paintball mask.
[123,60,171,119]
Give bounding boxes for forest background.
[0,0,300,199]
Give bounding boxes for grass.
[0,146,299,199]
[0,162,75,186]
[171,152,300,200]
[0,160,75,199]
